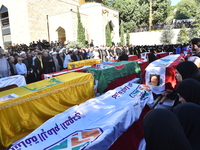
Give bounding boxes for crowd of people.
[0,40,193,84]
[1,37,200,149]
[133,20,194,32]
[140,37,200,149]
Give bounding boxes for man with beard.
[190,38,200,57]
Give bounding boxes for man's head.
[38,52,43,58]
[43,51,49,57]
[20,51,26,58]
[190,38,200,54]
[17,57,23,63]
[8,56,15,63]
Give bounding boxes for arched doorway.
[56,26,66,44]
[0,5,12,49]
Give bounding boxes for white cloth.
[15,63,27,75]
[0,75,26,88]
[63,54,71,69]
[9,80,153,150]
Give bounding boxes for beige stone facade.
[0,0,119,49]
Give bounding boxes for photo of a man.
[149,74,160,86]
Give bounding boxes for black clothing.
[176,61,200,82]
[42,56,52,74]
[71,53,80,61]
[34,57,43,80]
[147,53,157,63]
[8,62,17,75]
[173,103,200,150]
[118,54,128,61]
[143,109,192,150]
[176,78,200,105]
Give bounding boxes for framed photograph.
[149,74,160,86]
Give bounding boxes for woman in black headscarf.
[176,61,200,82]
[143,109,192,150]
[173,103,200,150]
[176,78,200,105]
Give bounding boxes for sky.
[171,0,181,6]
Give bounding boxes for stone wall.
[26,0,79,42]
[129,29,181,45]
[0,0,119,49]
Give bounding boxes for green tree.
[151,0,171,24]
[178,24,189,44]
[126,30,130,45]
[66,41,84,49]
[174,0,197,19]
[120,21,125,46]
[160,24,174,44]
[77,7,86,45]
[106,23,112,46]
[189,20,200,39]
[104,0,171,32]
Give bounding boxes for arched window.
[0,5,11,48]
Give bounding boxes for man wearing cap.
[57,50,64,70]
[0,48,11,78]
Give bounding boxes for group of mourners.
[141,37,200,150]
[1,37,200,149]
[0,42,184,83]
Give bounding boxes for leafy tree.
[66,41,84,49]
[175,0,197,19]
[85,0,103,2]
[151,0,171,24]
[126,30,130,45]
[106,23,112,46]
[77,7,86,45]
[104,0,171,32]
[178,24,189,44]
[189,20,200,39]
[160,24,174,44]
[120,21,125,46]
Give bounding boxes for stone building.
[0,0,119,49]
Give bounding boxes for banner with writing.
[9,79,153,150]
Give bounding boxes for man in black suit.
[8,56,17,75]
[71,49,81,61]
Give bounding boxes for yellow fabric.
[68,59,101,69]
[38,56,43,69]
[0,72,95,149]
